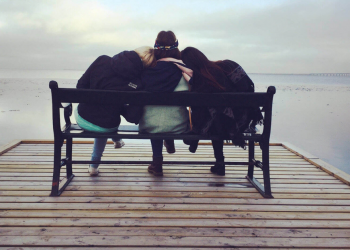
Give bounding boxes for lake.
[0,69,349,174]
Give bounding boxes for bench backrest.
[50,81,275,107]
[49,81,276,141]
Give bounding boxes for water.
[1,69,350,174]
[250,73,350,86]
[0,69,84,79]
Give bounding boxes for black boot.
[183,139,199,153]
[164,140,175,154]
[148,156,163,176]
[210,157,225,176]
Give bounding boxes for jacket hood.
[111,51,143,79]
[142,61,182,92]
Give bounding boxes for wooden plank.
[310,158,350,186]
[0,176,343,184]
[0,158,309,165]
[1,197,350,205]
[0,165,320,171]
[0,169,330,176]
[0,227,349,238]
[0,248,347,250]
[0,172,337,180]
[0,246,348,250]
[282,142,350,186]
[2,142,350,250]
[2,248,342,250]
[1,210,350,220]
[0,186,259,193]
[0,190,265,198]
[282,142,319,159]
[1,179,345,189]
[19,140,282,146]
[1,186,350,194]
[0,169,329,177]
[1,235,350,248]
[1,218,350,228]
[0,140,21,156]
[0,161,313,167]
[1,203,350,212]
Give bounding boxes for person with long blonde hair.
[76,46,156,176]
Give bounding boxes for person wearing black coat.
[181,47,263,176]
[75,46,155,176]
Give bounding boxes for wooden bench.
[49,81,276,198]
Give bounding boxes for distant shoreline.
[0,68,349,76]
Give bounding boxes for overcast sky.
[0,0,349,74]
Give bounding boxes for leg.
[148,139,164,176]
[183,139,199,153]
[150,139,163,158]
[89,138,108,176]
[212,140,224,162]
[210,140,225,176]
[112,137,125,149]
[164,139,176,154]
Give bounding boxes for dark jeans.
[150,139,163,158]
[184,139,224,162]
[152,139,223,161]
[212,140,224,162]
[151,139,176,158]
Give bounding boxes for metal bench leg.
[247,140,254,179]
[246,141,274,198]
[63,138,75,192]
[262,143,273,198]
[50,139,62,196]
[66,138,73,178]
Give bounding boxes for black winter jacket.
[76,51,143,128]
[142,61,182,92]
[190,60,263,148]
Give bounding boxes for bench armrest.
[61,103,72,132]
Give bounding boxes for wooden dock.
[0,140,350,249]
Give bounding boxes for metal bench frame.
[49,81,276,198]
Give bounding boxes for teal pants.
[74,107,122,168]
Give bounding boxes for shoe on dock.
[164,140,176,154]
[88,166,99,177]
[113,139,125,149]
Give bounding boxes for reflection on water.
[1,72,350,175]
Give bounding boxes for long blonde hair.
[134,46,156,68]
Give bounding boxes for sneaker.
[88,166,99,177]
[114,139,125,149]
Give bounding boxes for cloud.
[0,0,349,73]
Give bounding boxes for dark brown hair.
[181,47,225,90]
[154,31,181,60]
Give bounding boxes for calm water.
[1,69,350,174]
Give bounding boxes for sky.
[0,0,349,74]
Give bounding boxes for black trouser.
[185,139,224,162]
[212,140,224,162]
